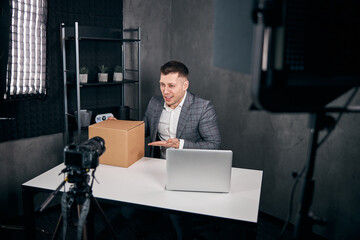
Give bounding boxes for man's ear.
[183,80,189,90]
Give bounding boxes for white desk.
[22,157,263,238]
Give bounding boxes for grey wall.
[124,0,360,239]
[0,133,63,221]
[123,0,172,118]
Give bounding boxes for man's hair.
[160,61,189,78]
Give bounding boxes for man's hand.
[148,138,180,149]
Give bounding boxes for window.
[5,0,47,99]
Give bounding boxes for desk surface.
[23,157,263,223]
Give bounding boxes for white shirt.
[158,91,187,158]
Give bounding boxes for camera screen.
[64,151,82,167]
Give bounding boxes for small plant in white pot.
[79,67,88,83]
[98,65,108,82]
[113,65,123,81]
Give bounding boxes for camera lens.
[84,136,106,156]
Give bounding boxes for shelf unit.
[61,22,141,144]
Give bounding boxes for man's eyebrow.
[159,82,176,85]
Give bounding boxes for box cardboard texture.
[88,120,145,167]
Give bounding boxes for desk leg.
[246,222,257,240]
[22,189,36,240]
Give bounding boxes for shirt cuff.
[179,139,184,149]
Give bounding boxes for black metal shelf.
[66,79,139,87]
[66,37,140,42]
[125,69,140,72]
[63,25,140,42]
[61,22,141,145]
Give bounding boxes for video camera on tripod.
[61,136,105,190]
[38,137,118,240]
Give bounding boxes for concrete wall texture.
[0,1,359,239]
[0,133,63,220]
[124,0,360,239]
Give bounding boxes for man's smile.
[164,96,172,101]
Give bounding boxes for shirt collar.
[163,91,187,111]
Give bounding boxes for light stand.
[293,111,324,239]
[251,1,360,238]
[294,106,360,239]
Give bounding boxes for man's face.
[159,72,189,109]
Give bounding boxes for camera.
[64,136,105,169]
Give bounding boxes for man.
[112,61,221,239]
[143,61,221,239]
[144,60,221,158]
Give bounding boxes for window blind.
[5,0,47,99]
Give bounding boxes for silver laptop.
[166,149,233,193]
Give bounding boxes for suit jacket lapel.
[152,98,164,141]
[176,92,193,138]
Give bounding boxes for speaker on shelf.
[118,106,130,120]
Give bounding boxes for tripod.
[39,168,119,240]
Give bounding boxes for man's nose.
[163,86,169,94]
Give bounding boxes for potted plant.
[113,65,123,82]
[79,67,89,83]
[98,64,108,82]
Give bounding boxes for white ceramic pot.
[80,74,88,83]
[98,73,108,82]
[113,72,123,81]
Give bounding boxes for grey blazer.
[143,92,221,158]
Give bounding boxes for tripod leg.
[39,180,67,212]
[77,198,91,240]
[91,196,120,240]
[61,192,68,240]
[51,214,63,240]
[61,192,74,240]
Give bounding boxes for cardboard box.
[88,120,145,167]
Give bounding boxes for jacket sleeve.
[143,98,152,138]
[183,102,221,149]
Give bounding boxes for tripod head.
[63,167,92,206]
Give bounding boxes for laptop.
[165,149,233,193]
